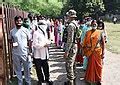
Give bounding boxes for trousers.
[34,59,50,82]
[83,56,88,70]
[65,46,77,82]
[12,54,31,85]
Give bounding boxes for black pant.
[34,59,50,82]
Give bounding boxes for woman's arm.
[101,32,105,59]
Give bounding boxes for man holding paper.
[9,16,31,85]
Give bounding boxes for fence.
[0,3,28,85]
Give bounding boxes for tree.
[61,0,105,19]
[17,1,63,17]
[103,0,120,14]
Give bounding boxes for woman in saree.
[82,20,105,85]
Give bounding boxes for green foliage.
[11,1,63,17]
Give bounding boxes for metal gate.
[0,3,28,85]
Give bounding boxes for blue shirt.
[80,24,90,43]
[10,26,30,56]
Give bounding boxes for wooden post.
[0,3,28,85]
[0,3,8,85]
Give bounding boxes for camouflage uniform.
[65,20,78,85]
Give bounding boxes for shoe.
[64,80,76,85]
[25,82,31,85]
[48,81,53,85]
[46,81,53,85]
[97,82,101,85]
[64,81,73,85]
[37,81,42,85]
[64,81,69,85]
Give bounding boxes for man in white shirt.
[32,19,52,85]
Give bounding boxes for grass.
[105,22,120,54]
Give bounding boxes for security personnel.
[64,10,78,85]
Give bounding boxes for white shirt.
[9,26,30,56]
[32,25,50,60]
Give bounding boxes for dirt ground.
[102,50,120,85]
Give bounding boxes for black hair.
[24,18,28,21]
[28,13,33,18]
[23,18,28,23]
[14,16,23,21]
[79,19,85,24]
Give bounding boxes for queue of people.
[8,9,107,85]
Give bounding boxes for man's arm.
[26,29,32,53]
[64,24,75,55]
